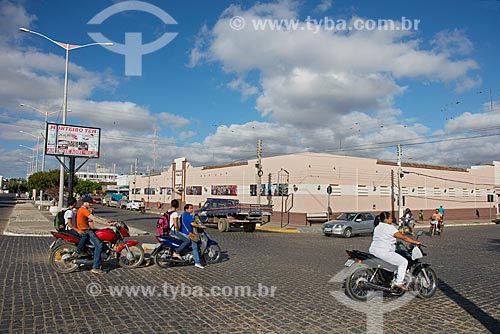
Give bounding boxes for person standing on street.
[438,206,445,220]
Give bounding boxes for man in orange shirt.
[74,197,110,274]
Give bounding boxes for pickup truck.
[194,198,273,232]
[105,194,127,208]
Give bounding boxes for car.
[322,212,376,238]
[126,200,143,211]
[92,196,102,204]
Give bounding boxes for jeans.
[76,230,103,270]
[191,240,202,265]
[171,230,190,254]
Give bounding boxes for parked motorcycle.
[48,221,145,273]
[152,228,222,268]
[343,230,437,301]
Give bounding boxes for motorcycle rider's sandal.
[392,283,409,291]
[172,253,182,260]
[91,268,105,274]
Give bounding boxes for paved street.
[0,196,499,333]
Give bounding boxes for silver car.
[322,212,376,238]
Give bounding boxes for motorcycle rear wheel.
[345,264,377,301]
[118,244,145,269]
[415,267,438,298]
[49,243,79,274]
[204,244,222,264]
[154,246,174,268]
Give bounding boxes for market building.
[131,153,499,222]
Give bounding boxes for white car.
[126,200,142,211]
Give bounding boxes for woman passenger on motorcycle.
[168,199,190,260]
[369,211,422,291]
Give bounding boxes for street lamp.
[19,144,36,174]
[20,104,56,172]
[20,27,113,208]
[19,130,41,172]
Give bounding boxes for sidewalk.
[3,200,149,237]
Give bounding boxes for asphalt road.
[0,200,499,333]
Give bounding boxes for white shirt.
[369,223,399,252]
[169,211,179,231]
[64,209,74,231]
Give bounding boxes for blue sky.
[1,0,499,178]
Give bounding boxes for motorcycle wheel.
[429,227,434,237]
[204,244,222,264]
[345,264,376,301]
[49,243,79,274]
[154,246,174,268]
[414,267,438,298]
[117,244,145,269]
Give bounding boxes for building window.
[357,185,368,196]
[379,185,390,197]
[186,186,202,195]
[417,187,425,196]
[143,188,155,195]
[448,188,456,197]
[250,184,288,196]
[212,185,238,196]
[402,186,408,195]
[433,187,441,196]
[330,184,342,196]
[462,188,469,197]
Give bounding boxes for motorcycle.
[152,228,222,268]
[343,230,438,301]
[48,221,145,273]
[429,220,443,236]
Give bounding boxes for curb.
[256,226,299,233]
[255,222,497,233]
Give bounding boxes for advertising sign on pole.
[45,123,101,158]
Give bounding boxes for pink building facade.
[131,153,499,217]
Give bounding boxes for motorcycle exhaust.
[73,259,93,265]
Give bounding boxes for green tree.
[27,170,66,198]
[6,179,28,193]
[74,179,102,196]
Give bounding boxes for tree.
[6,179,28,193]
[27,170,66,198]
[74,180,102,196]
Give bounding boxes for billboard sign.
[45,123,101,158]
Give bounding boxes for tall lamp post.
[19,28,112,208]
[20,104,56,172]
[19,144,36,174]
[19,131,42,172]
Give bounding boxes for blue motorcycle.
[152,228,222,268]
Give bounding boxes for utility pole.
[133,159,138,201]
[152,124,158,173]
[256,139,263,205]
[397,144,403,221]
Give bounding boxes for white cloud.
[430,29,474,56]
[315,0,333,13]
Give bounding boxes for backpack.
[156,210,174,235]
[54,209,69,232]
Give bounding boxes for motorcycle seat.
[157,235,184,242]
[361,252,398,272]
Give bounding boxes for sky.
[1,0,499,179]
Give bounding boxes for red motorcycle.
[49,221,144,273]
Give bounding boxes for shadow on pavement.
[486,239,500,252]
[438,279,500,333]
